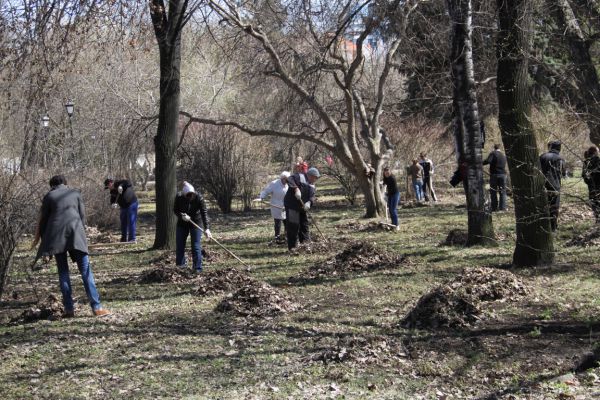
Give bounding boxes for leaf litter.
[17,294,64,322]
[566,225,600,247]
[290,241,406,282]
[313,335,408,365]
[401,267,530,330]
[215,280,299,318]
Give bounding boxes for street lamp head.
[41,115,50,128]
[64,100,74,117]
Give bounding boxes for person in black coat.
[284,167,320,251]
[104,178,138,242]
[32,175,110,317]
[483,144,508,211]
[540,140,567,231]
[173,181,212,272]
[583,146,600,222]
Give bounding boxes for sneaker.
[93,309,111,317]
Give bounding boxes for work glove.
[304,201,311,210]
[111,203,119,209]
[117,185,123,194]
[252,198,262,202]
[204,229,213,239]
[294,188,301,200]
[181,213,191,222]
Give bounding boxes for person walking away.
[32,175,110,317]
[173,181,212,272]
[483,144,508,211]
[409,159,424,202]
[284,167,320,251]
[256,171,289,243]
[540,140,567,231]
[383,167,401,229]
[583,146,600,223]
[104,178,138,242]
[419,152,438,202]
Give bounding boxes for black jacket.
[584,155,600,192]
[383,175,399,195]
[174,192,210,229]
[109,180,137,208]
[540,149,566,191]
[284,173,316,212]
[483,150,507,175]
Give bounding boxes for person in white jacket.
[256,171,290,242]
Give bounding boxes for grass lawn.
[1,177,600,399]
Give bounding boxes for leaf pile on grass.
[295,239,338,254]
[441,229,468,246]
[138,266,197,284]
[401,267,529,330]
[335,220,396,232]
[560,202,594,224]
[201,247,223,262]
[86,226,118,244]
[566,226,600,247]
[291,241,406,282]
[193,267,255,296]
[18,294,64,322]
[314,335,408,365]
[215,280,299,318]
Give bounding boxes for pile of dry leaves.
[193,267,255,296]
[401,267,529,330]
[291,241,405,281]
[215,281,299,318]
[19,294,64,322]
[441,229,468,246]
[336,220,397,233]
[314,335,407,365]
[138,266,197,284]
[86,226,118,244]
[566,226,600,247]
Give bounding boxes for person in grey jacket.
[32,175,110,317]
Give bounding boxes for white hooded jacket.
[260,178,288,220]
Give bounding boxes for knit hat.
[307,167,321,178]
[182,181,195,195]
[280,171,290,179]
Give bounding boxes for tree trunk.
[552,0,600,145]
[497,0,555,266]
[354,161,386,218]
[152,45,181,249]
[448,0,495,246]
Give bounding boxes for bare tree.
[496,0,555,266]
[447,0,495,245]
[186,0,420,218]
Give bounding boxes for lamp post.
[41,115,50,167]
[64,100,75,169]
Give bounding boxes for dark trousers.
[387,192,400,226]
[286,208,309,250]
[176,224,202,271]
[547,191,560,231]
[119,201,138,242]
[274,218,286,238]
[489,174,507,211]
[422,176,437,202]
[589,188,600,222]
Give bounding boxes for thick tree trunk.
[448,0,495,246]
[497,0,555,266]
[153,45,181,249]
[552,0,600,145]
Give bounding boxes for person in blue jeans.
[104,178,138,242]
[383,167,401,229]
[409,159,424,202]
[173,181,212,272]
[32,175,110,317]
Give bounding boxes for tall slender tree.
[496,0,555,266]
[149,0,200,248]
[447,0,495,246]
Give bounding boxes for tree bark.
[551,0,600,145]
[150,0,188,249]
[447,0,495,246]
[497,0,555,266]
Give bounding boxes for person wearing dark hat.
[483,144,508,211]
[32,175,110,317]
[540,140,567,231]
[284,167,320,251]
[173,181,212,272]
[583,146,600,223]
[104,177,138,242]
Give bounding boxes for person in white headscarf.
[255,171,289,242]
[173,181,211,272]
